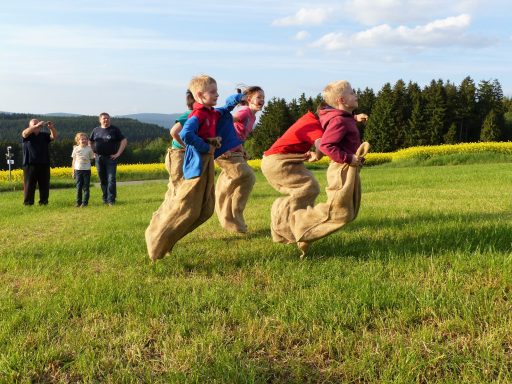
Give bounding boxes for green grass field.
[1,161,512,383]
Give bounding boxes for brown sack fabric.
[261,153,320,244]
[215,152,256,233]
[291,142,370,255]
[164,148,185,197]
[145,153,215,261]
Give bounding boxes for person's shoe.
[75,203,82,207]
[39,202,48,206]
[107,202,114,206]
[81,203,88,208]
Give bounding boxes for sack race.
[164,147,185,197]
[215,151,256,233]
[261,153,320,244]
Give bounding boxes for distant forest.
[2,76,512,170]
[0,114,169,170]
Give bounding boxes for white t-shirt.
[71,145,94,170]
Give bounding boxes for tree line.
[2,76,511,170]
[246,76,512,157]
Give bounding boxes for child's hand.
[72,170,76,179]
[350,155,362,167]
[307,152,320,162]
[355,113,368,123]
[206,136,222,148]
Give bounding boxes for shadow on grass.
[307,211,512,260]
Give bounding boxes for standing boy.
[22,119,58,205]
[89,112,127,206]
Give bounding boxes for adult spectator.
[22,119,58,205]
[89,112,127,206]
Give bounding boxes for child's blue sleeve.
[216,93,243,115]
[180,116,210,154]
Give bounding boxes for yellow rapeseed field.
[2,142,512,182]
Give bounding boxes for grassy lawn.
[1,162,512,383]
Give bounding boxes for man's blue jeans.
[95,155,117,204]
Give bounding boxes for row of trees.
[247,77,512,156]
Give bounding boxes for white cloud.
[311,14,494,51]
[295,31,310,40]
[272,8,331,26]
[344,0,479,25]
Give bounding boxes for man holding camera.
[21,119,58,205]
[89,112,127,206]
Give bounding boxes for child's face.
[199,83,219,107]
[340,85,358,111]
[78,135,88,146]
[248,91,265,112]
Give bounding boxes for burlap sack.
[145,153,215,261]
[215,151,256,233]
[261,153,320,244]
[164,148,185,196]
[291,142,370,255]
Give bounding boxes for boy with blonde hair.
[290,80,370,256]
[145,74,242,261]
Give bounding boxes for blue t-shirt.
[89,125,125,156]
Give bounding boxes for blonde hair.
[74,132,88,145]
[322,80,351,107]
[188,74,216,101]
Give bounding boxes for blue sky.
[1,0,511,116]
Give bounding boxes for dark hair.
[238,85,264,106]
[185,89,194,110]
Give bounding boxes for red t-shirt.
[188,102,219,140]
[264,112,323,156]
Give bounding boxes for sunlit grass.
[1,162,512,382]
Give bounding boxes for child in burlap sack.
[163,90,194,197]
[215,86,265,233]
[291,80,369,257]
[260,111,326,244]
[145,75,241,262]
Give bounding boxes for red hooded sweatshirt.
[318,107,361,164]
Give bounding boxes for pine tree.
[364,83,395,152]
[406,89,428,147]
[480,109,501,141]
[443,123,458,144]
[423,80,447,145]
[456,77,478,142]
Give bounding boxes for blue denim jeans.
[75,169,91,205]
[95,155,117,204]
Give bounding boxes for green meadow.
[1,158,512,383]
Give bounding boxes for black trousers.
[23,164,50,205]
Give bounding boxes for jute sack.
[145,153,215,261]
[164,148,185,197]
[215,151,256,233]
[291,142,370,252]
[261,153,320,244]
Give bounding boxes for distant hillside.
[118,113,180,129]
[0,112,167,143]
